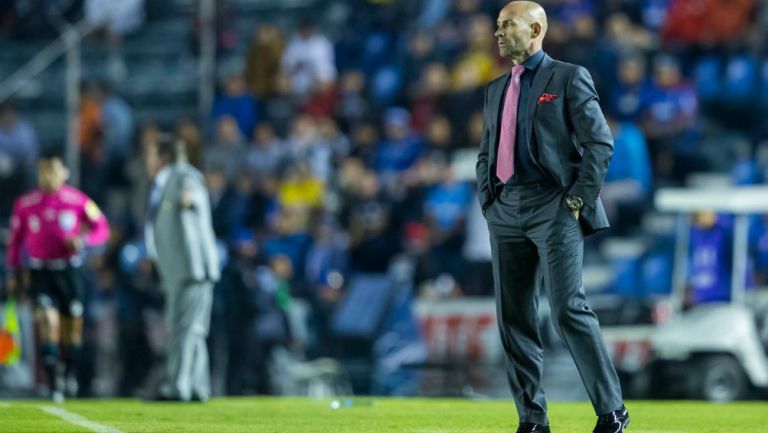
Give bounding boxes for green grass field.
[0,398,765,433]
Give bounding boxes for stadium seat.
[723,54,758,103]
[693,56,721,103]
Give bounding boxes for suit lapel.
[526,54,555,148]
[488,74,510,165]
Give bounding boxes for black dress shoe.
[593,405,630,433]
[516,423,551,433]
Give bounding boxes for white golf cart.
[649,186,768,402]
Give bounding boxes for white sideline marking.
[39,406,124,433]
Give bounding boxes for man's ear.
[62,167,71,181]
[531,22,542,38]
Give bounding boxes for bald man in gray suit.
[477,2,630,432]
[145,139,220,402]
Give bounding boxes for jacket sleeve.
[475,86,492,210]
[179,173,205,249]
[82,198,110,247]
[565,66,614,208]
[177,173,219,281]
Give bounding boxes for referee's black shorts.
[29,266,85,317]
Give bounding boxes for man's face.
[619,59,644,84]
[37,158,68,192]
[495,6,532,60]
[144,143,161,179]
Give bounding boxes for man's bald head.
[511,1,548,34]
[495,1,548,63]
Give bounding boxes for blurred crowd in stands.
[2,0,768,397]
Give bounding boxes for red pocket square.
[538,93,558,104]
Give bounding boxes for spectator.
[344,171,400,273]
[0,101,38,218]
[252,255,294,394]
[418,0,452,29]
[116,240,162,396]
[335,70,371,130]
[410,62,452,133]
[100,83,134,164]
[243,122,286,182]
[317,116,351,171]
[209,170,258,242]
[559,14,599,76]
[0,101,38,175]
[78,82,110,204]
[285,115,333,183]
[304,219,348,357]
[204,165,228,232]
[216,229,258,395]
[686,212,735,306]
[423,115,457,157]
[662,0,754,46]
[349,121,380,167]
[404,32,440,86]
[78,82,104,162]
[609,53,651,122]
[85,0,146,82]
[244,24,284,98]
[420,155,472,288]
[212,73,260,139]
[124,123,158,226]
[276,161,325,217]
[205,116,247,181]
[595,14,653,90]
[374,107,423,185]
[641,54,700,182]
[450,15,498,88]
[280,18,337,99]
[601,116,652,231]
[263,208,313,287]
[465,109,484,149]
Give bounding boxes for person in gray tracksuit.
[145,138,220,402]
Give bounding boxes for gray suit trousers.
[485,182,622,425]
[163,280,213,401]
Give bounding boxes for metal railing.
[0,18,94,187]
[0,3,218,186]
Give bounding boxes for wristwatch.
[566,195,584,211]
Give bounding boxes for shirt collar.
[522,50,545,72]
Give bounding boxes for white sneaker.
[52,391,65,404]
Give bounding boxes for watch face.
[568,196,583,209]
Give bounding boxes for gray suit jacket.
[476,53,613,236]
[150,163,220,286]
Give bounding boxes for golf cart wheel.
[694,355,748,402]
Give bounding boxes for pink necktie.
[496,65,525,183]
